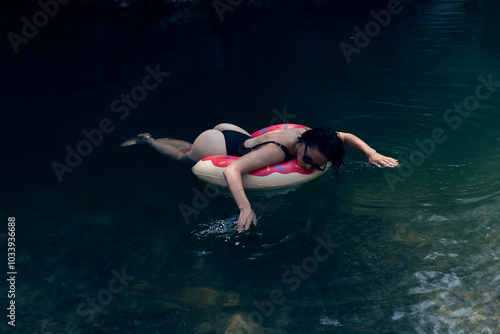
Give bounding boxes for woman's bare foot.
[137,133,153,143]
[120,133,153,147]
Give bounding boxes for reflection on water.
[188,215,313,263]
[391,199,500,334]
[193,217,240,241]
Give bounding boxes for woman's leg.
[121,136,192,152]
[121,130,227,162]
[146,134,192,160]
[156,138,192,153]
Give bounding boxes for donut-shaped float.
[191,124,329,190]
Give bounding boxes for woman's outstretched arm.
[223,145,287,232]
[337,132,399,167]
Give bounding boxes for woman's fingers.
[235,220,249,233]
[236,220,248,233]
[371,154,399,168]
[235,211,257,233]
[369,156,382,167]
[235,220,244,232]
[385,157,399,167]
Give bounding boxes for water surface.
[2,0,500,333]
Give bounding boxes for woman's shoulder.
[274,128,307,147]
[280,127,309,134]
[262,128,305,139]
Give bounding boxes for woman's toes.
[120,133,152,147]
[137,133,153,142]
[120,138,139,147]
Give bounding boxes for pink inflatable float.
[192,124,329,190]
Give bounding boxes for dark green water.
[2,0,500,333]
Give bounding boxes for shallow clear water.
[2,0,500,333]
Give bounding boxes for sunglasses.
[303,146,327,171]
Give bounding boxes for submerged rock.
[176,286,241,309]
[163,302,190,312]
[225,313,263,334]
[274,307,292,328]
[469,314,487,324]
[196,321,217,334]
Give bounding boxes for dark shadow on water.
[185,216,315,262]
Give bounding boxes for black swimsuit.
[221,130,292,162]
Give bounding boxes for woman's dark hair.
[297,127,345,175]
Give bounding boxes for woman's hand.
[236,207,258,233]
[368,152,399,167]
[338,133,399,168]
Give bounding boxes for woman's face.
[299,144,328,170]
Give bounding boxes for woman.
[121,123,399,232]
